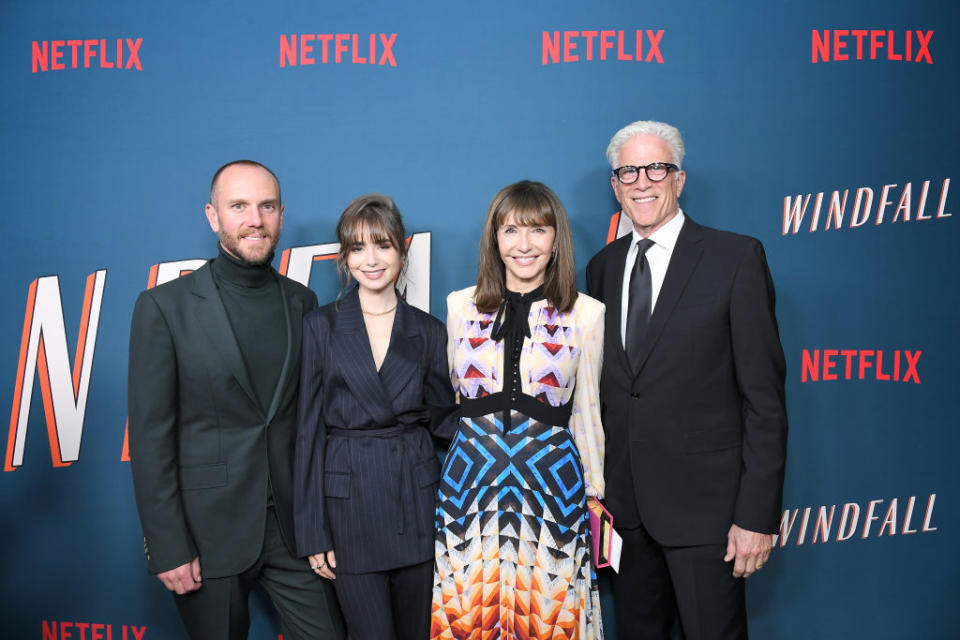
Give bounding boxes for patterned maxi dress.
[432,286,605,640]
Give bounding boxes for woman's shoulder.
[569,291,605,325]
[446,286,478,317]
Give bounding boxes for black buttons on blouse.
[510,339,522,402]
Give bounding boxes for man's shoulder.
[275,270,318,306]
[587,234,631,269]
[137,262,210,305]
[686,218,764,255]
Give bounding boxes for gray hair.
[606,120,685,169]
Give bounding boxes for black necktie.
[625,238,655,371]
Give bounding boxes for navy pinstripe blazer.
[293,287,458,574]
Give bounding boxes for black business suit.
[129,261,343,639]
[294,287,458,639]
[586,215,788,639]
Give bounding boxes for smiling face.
[611,133,686,237]
[345,226,402,295]
[497,212,556,293]
[205,164,283,266]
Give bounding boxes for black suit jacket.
[586,215,787,546]
[294,288,458,574]
[128,262,318,578]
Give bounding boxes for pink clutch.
[587,500,613,568]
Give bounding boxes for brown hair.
[474,180,578,313]
[335,194,408,289]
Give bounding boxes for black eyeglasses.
[612,162,679,184]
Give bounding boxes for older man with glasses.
[586,120,789,640]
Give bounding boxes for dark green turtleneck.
[210,245,285,415]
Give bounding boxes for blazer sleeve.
[729,240,789,534]
[293,311,335,556]
[569,298,606,499]
[128,291,197,574]
[423,318,460,441]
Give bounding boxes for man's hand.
[308,550,337,580]
[724,524,772,578]
[157,557,202,594]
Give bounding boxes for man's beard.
[219,229,278,267]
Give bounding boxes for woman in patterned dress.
[432,181,605,639]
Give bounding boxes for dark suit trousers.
[332,559,432,640]
[613,523,747,640]
[174,507,345,640]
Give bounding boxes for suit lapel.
[263,273,296,423]
[604,234,633,375]
[190,265,261,415]
[330,288,395,426]
[377,298,420,403]
[632,216,704,378]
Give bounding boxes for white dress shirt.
[620,209,685,348]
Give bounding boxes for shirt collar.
[630,208,685,252]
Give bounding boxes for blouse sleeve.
[569,298,606,499]
[445,289,465,403]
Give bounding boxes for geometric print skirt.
[431,411,603,639]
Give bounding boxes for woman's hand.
[308,550,337,580]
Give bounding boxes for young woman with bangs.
[294,194,458,640]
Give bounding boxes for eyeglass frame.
[611,162,680,184]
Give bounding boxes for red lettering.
[801,349,818,382]
[840,350,857,378]
[915,30,933,64]
[126,38,143,70]
[858,350,874,379]
[52,40,65,70]
[131,626,147,640]
[99,39,114,68]
[821,349,838,380]
[870,30,883,59]
[334,33,349,63]
[317,34,332,63]
[379,33,397,66]
[67,40,82,67]
[875,350,890,380]
[893,350,901,380]
[811,30,829,63]
[84,39,98,68]
[582,30,597,60]
[32,41,48,73]
[300,34,315,65]
[563,30,579,62]
[832,29,849,61]
[600,30,614,60]
[887,30,902,60]
[851,30,867,59]
[351,34,366,63]
[280,34,296,67]
[617,30,631,60]
[61,621,73,639]
[369,33,376,64]
[903,351,921,384]
[542,31,559,64]
[646,29,663,62]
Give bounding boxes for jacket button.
[630,392,639,399]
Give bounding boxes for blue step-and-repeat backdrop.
[2,1,957,638]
